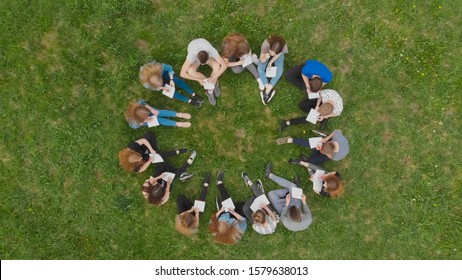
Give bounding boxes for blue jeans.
[131,100,177,127]
[162,72,194,103]
[257,53,285,87]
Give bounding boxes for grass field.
[1,0,461,259]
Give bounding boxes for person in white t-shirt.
[180,38,227,106]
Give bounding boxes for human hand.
[260,203,267,209]
[285,194,291,205]
[315,105,320,111]
[301,194,307,204]
[169,80,175,87]
[317,115,325,121]
[208,76,217,84]
[316,143,323,150]
[265,53,270,60]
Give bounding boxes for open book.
[306,109,320,124]
[312,170,326,192]
[162,84,175,98]
[309,137,323,149]
[203,80,215,90]
[242,54,253,67]
[149,153,164,163]
[250,194,270,212]
[221,197,235,212]
[291,186,303,199]
[193,200,206,212]
[147,116,160,127]
[162,172,176,182]
[266,66,277,78]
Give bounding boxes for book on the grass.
[291,186,303,199]
[147,116,160,127]
[162,172,176,181]
[306,109,320,124]
[309,137,323,148]
[193,200,206,212]
[242,54,253,67]
[266,66,277,78]
[312,169,326,192]
[221,197,235,212]
[149,153,164,163]
[308,92,320,99]
[203,80,215,90]
[162,84,175,98]
[250,194,270,212]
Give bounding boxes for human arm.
[321,131,335,143]
[262,204,277,221]
[208,55,228,84]
[318,112,337,121]
[215,206,226,217]
[267,52,282,68]
[137,157,154,173]
[143,103,159,116]
[159,178,172,205]
[302,73,311,94]
[180,59,205,85]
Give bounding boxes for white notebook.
[193,200,206,212]
[242,55,253,67]
[309,137,323,148]
[291,186,303,199]
[306,109,320,124]
[162,84,175,98]
[250,194,270,212]
[221,198,235,212]
[150,153,164,163]
[266,66,277,78]
[312,170,326,192]
[308,92,320,99]
[162,172,176,181]
[147,116,159,127]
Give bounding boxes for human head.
[320,141,335,156]
[118,148,145,172]
[139,63,163,88]
[180,212,196,228]
[323,173,345,198]
[175,213,198,236]
[222,33,249,58]
[267,35,286,55]
[197,51,209,64]
[125,102,150,123]
[318,102,334,117]
[208,215,242,244]
[309,76,322,93]
[288,205,302,223]
[142,182,165,205]
[252,209,266,224]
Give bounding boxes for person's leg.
[250,182,263,197]
[268,173,297,191]
[243,198,255,222]
[157,117,176,127]
[298,98,318,112]
[176,195,193,214]
[172,91,191,103]
[217,183,230,204]
[152,162,172,177]
[257,60,269,86]
[268,189,289,214]
[245,63,260,79]
[208,59,222,80]
[308,149,330,165]
[234,202,246,218]
[172,74,194,95]
[269,53,285,87]
[157,109,178,118]
[284,63,306,91]
[141,131,158,151]
[197,185,208,202]
[229,57,245,74]
[292,138,311,148]
[186,62,208,81]
[286,116,309,127]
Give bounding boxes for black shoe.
[176,148,188,154]
[319,118,329,130]
[203,171,211,186]
[293,175,301,188]
[300,154,309,162]
[189,98,202,108]
[241,172,251,186]
[288,158,301,165]
[216,171,224,185]
[264,162,272,178]
[280,120,289,132]
[256,180,264,193]
[265,89,276,103]
[192,93,204,104]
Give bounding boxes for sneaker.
[280,120,289,132]
[288,158,301,165]
[251,54,259,65]
[203,171,211,186]
[319,118,329,130]
[256,180,264,193]
[213,81,221,97]
[176,148,188,154]
[312,129,327,137]
[187,150,197,164]
[300,154,309,162]
[205,91,216,105]
[216,171,225,185]
[180,172,194,182]
[276,136,291,145]
[260,90,266,105]
[264,161,272,178]
[293,175,301,188]
[192,93,204,104]
[189,98,202,108]
[241,172,251,186]
[265,89,276,103]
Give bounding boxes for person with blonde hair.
[118,131,187,173]
[125,100,191,129]
[276,129,350,165]
[208,171,247,244]
[141,150,197,205]
[180,38,227,106]
[139,60,203,107]
[288,158,345,198]
[221,33,264,90]
[280,89,343,131]
[241,172,279,235]
[175,172,211,236]
[257,35,288,104]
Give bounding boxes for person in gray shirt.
[265,162,312,232]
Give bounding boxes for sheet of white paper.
[291,186,303,199]
[266,66,277,78]
[305,109,320,124]
[193,200,206,212]
[150,153,164,163]
[309,137,323,149]
[162,84,175,98]
[203,81,215,90]
[250,194,270,212]
[221,198,235,212]
[308,92,320,99]
[242,55,253,67]
[312,170,326,192]
[147,116,160,127]
[162,172,176,182]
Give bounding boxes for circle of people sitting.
[119,33,349,245]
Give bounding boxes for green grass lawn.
[1,0,461,259]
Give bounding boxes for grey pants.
[229,57,259,79]
[267,173,301,214]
